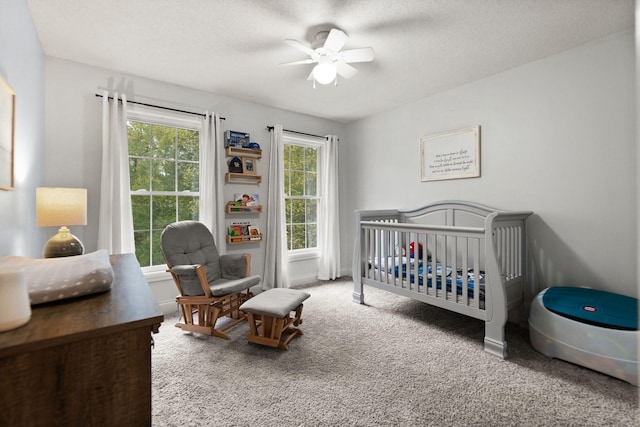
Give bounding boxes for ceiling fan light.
[313,62,336,85]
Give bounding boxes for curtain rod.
[266,126,326,139]
[95,93,225,120]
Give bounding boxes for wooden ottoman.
[239,288,310,350]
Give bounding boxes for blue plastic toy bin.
[529,287,638,386]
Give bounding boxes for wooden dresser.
[0,253,164,426]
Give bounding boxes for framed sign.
[0,75,15,190]
[420,125,480,182]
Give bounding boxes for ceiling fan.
[281,28,375,87]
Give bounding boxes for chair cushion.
[209,275,262,297]
[161,221,222,283]
[240,288,310,318]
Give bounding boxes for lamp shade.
[36,187,87,227]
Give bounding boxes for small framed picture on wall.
[243,157,256,175]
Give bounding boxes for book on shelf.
[229,221,251,237]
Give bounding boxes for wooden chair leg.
[175,292,254,339]
[244,304,306,350]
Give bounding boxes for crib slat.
[517,225,522,277]
[431,235,438,298]
[420,232,427,294]
[461,237,468,303]
[393,229,399,287]
[508,226,514,279]
[443,234,448,300]
[393,230,398,286]
[404,232,411,290]
[450,236,457,301]
[384,227,388,283]
[377,228,382,283]
[473,238,480,308]
[384,229,390,285]
[365,228,371,281]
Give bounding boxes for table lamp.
[36,187,87,258]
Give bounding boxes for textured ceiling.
[26,0,634,123]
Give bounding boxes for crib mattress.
[529,287,639,386]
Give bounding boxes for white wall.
[8,4,636,311]
[342,30,637,299]
[0,0,45,257]
[44,58,346,311]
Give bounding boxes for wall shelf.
[226,146,262,159]
[226,203,262,214]
[227,234,262,244]
[225,173,261,184]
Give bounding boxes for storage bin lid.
[543,287,638,330]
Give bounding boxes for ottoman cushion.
[240,288,310,318]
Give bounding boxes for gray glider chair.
[161,220,261,339]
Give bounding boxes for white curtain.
[97,91,135,254]
[199,112,224,244]
[263,124,290,289]
[318,135,341,280]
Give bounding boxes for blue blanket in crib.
[393,261,484,298]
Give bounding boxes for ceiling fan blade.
[324,29,348,52]
[281,59,316,66]
[340,47,375,63]
[335,62,358,79]
[285,39,315,56]
[306,70,315,81]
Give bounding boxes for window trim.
[127,104,204,272]
[127,104,202,130]
[283,132,324,255]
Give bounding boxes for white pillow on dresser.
[0,249,114,305]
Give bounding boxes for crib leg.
[352,278,364,304]
[484,337,507,359]
[484,322,508,359]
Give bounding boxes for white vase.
[0,269,32,332]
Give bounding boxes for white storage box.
[529,287,638,386]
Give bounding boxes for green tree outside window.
[284,143,318,251]
[128,120,200,267]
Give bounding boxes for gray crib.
[352,200,533,358]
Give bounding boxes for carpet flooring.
[151,278,639,426]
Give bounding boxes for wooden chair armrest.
[169,264,200,276]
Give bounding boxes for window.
[127,107,202,268]
[283,134,323,253]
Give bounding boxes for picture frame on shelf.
[243,157,256,175]
[248,226,261,240]
[233,193,259,207]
